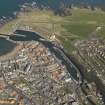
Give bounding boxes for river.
[9,30,79,80]
[0,37,16,55]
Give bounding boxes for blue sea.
[0,0,105,18]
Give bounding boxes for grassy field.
[62,9,105,38]
[0,8,105,53]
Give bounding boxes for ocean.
[0,0,105,18]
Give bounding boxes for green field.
[62,9,105,39]
[59,9,105,52]
[0,8,105,53]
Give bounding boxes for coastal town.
[0,0,105,105]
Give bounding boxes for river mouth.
[0,37,17,56]
[0,30,78,80]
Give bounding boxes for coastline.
[0,43,23,61]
